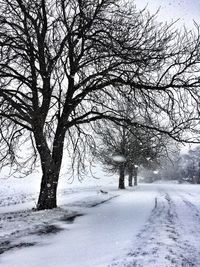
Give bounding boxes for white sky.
[134,0,200,28]
[133,0,200,153]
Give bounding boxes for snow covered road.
[112,186,200,267]
[1,183,200,267]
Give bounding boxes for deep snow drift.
[0,174,200,267]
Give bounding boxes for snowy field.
[0,174,200,267]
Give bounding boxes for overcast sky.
[134,0,200,28]
[134,0,199,153]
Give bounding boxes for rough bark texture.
[37,171,58,210]
[34,126,65,210]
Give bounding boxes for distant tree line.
[159,146,200,184]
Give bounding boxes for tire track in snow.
[169,192,200,266]
[110,191,199,267]
[178,192,200,221]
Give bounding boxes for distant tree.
[0,0,200,209]
[174,146,200,184]
[126,132,161,187]
[93,119,169,189]
[92,121,127,189]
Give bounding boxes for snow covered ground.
[0,174,200,267]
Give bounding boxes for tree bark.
[37,169,59,210]
[34,124,65,210]
[119,165,125,189]
[128,167,133,187]
[133,167,138,186]
[36,145,64,210]
[128,166,138,186]
[134,174,138,186]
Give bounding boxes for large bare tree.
[0,0,200,209]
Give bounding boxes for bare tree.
[167,146,200,184]
[126,130,163,187]
[93,119,170,188]
[0,0,200,209]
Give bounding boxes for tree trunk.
[37,168,59,210]
[36,150,64,210]
[197,162,200,184]
[197,175,200,184]
[34,126,65,210]
[128,167,133,187]
[119,165,125,189]
[134,174,138,186]
[133,167,138,186]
